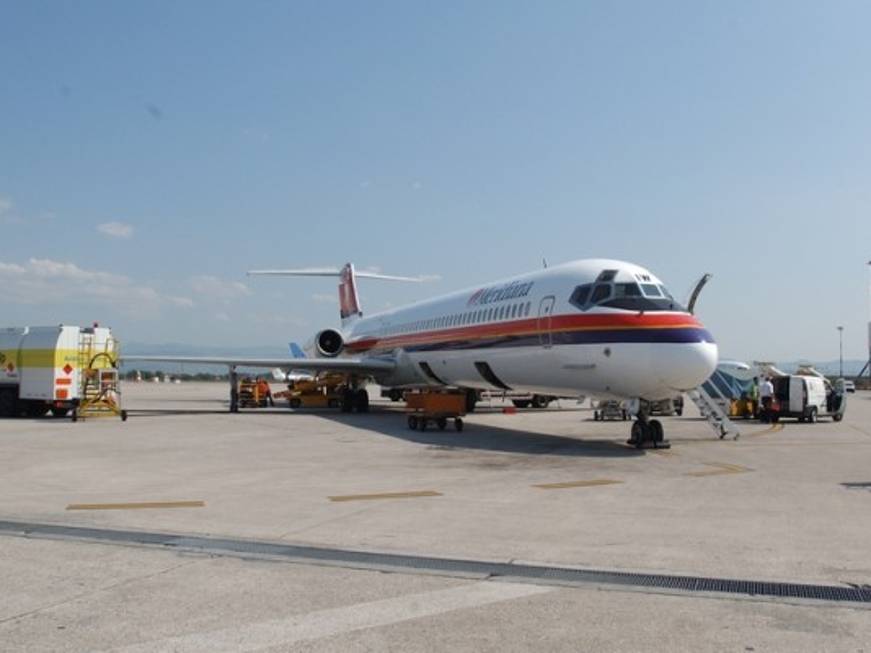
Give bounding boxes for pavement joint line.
[685,463,753,477]
[66,501,206,511]
[328,490,442,502]
[0,519,869,606]
[532,479,623,489]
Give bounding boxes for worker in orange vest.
[257,377,274,407]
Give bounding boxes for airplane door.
[537,296,555,348]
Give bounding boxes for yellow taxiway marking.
[533,479,623,490]
[746,423,785,437]
[328,490,443,502]
[66,501,205,511]
[685,463,752,477]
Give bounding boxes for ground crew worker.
[257,377,274,407]
[749,377,760,416]
[759,376,774,420]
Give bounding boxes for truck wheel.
[408,415,418,430]
[808,408,817,424]
[0,389,18,417]
[25,402,49,418]
[833,413,843,422]
[531,395,550,409]
[437,417,447,430]
[289,398,302,409]
[50,407,69,418]
[512,400,531,409]
[454,418,463,432]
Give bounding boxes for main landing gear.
[627,405,669,449]
[340,387,369,413]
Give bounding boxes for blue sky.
[2,1,870,361]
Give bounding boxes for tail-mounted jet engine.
[306,329,344,358]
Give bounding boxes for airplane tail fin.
[289,342,306,359]
[248,263,431,327]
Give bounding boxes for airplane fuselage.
[339,259,717,402]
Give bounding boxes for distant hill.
[121,342,290,374]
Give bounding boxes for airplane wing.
[121,355,395,374]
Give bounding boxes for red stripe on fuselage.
[345,312,703,354]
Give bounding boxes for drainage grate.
[1,520,869,605]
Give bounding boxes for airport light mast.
[837,326,844,378]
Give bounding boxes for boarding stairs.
[687,383,740,440]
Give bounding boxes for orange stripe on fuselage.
[345,312,702,353]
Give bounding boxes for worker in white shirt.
[759,377,775,420]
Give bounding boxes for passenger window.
[525,302,531,316]
[591,284,612,304]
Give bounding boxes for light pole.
[837,326,844,378]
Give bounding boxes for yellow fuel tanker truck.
[0,325,119,418]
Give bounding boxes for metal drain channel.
[1,520,869,605]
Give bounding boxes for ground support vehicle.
[405,391,466,432]
[275,377,342,409]
[1,325,124,420]
[237,379,270,408]
[593,399,629,421]
[649,396,684,417]
[760,375,846,423]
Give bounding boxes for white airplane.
[126,259,717,447]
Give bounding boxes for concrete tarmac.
[1,383,870,651]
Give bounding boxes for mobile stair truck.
[0,325,126,420]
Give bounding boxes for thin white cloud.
[189,275,250,302]
[0,258,193,316]
[97,221,134,239]
[214,311,231,322]
[0,196,22,224]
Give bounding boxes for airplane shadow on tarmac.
[315,410,643,458]
[122,402,642,457]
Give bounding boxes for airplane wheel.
[630,421,647,448]
[121,410,128,422]
[649,419,664,443]
[408,415,418,430]
[354,389,369,413]
[340,389,354,413]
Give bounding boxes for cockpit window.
[614,282,642,297]
[596,269,617,282]
[569,284,591,308]
[590,284,612,304]
[640,283,662,297]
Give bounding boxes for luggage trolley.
[405,391,467,432]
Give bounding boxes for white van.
[763,375,845,423]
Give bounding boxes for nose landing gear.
[627,404,669,449]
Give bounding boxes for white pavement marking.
[105,581,553,652]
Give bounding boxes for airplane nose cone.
[657,342,718,391]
